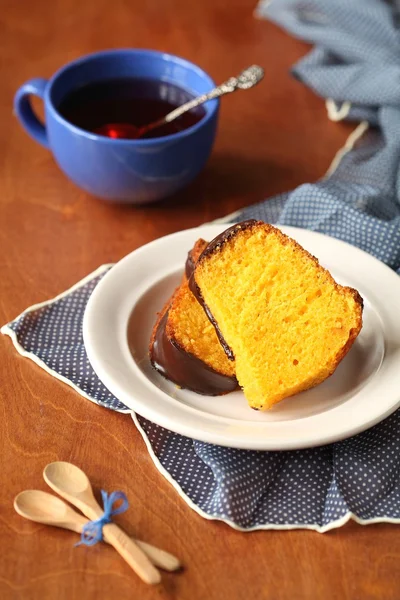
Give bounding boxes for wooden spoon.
[14,490,180,572]
[43,462,161,584]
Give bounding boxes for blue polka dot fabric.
[253,0,400,274]
[3,269,129,413]
[2,261,400,531]
[3,0,400,530]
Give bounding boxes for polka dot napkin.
[2,263,400,532]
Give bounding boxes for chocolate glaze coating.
[188,275,235,360]
[150,310,238,396]
[189,220,259,361]
[200,220,258,259]
[185,248,196,280]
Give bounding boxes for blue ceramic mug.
[14,49,219,203]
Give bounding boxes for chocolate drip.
[150,310,238,396]
[188,275,235,361]
[185,249,196,280]
[188,220,259,361]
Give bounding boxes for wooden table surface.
[1,0,399,598]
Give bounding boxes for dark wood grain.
[1,0,399,598]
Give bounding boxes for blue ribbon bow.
[76,490,129,546]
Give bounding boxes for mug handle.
[14,78,49,149]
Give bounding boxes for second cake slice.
[150,239,237,395]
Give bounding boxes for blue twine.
[76,490,129,547]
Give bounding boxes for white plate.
[83,224,400,450]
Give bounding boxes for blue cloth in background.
[248,0,400,273]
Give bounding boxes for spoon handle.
[69,503,179,572]
[73,516,179,571]
[64,503,178,572]
[80,501,161,584]
[102,522,161,584]
[135,540,181,572]
[138,64,264,137]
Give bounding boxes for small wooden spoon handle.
[135,540,181,572]
[73,518,180,571]
[103,523,161,584]
[72,518,180,571]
